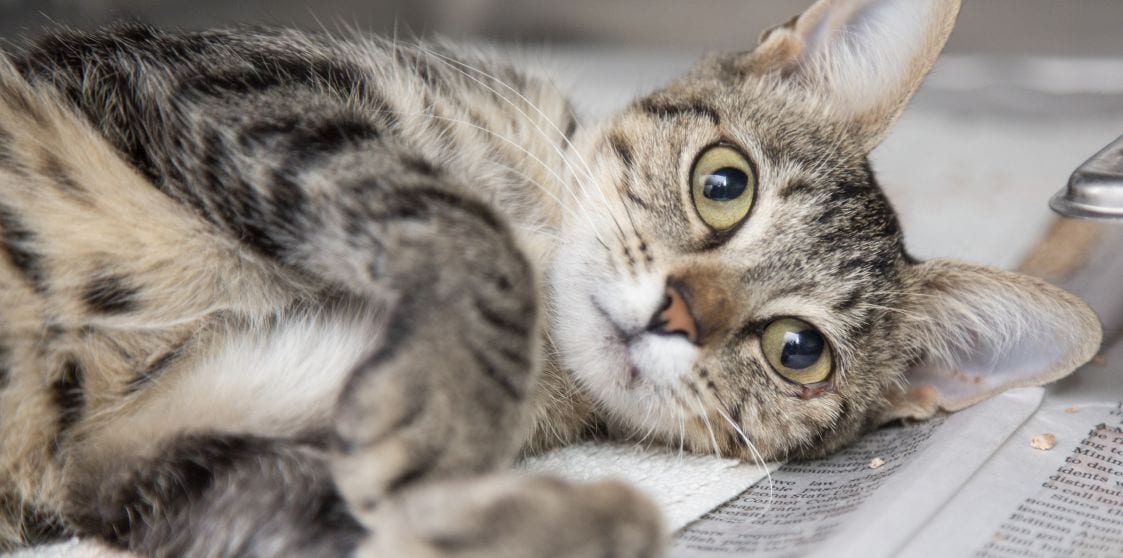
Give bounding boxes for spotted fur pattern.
[0,0,1101,555]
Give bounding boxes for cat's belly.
[78,305,386,463]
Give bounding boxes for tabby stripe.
[768,282,817,301]
[371,187,506,233]
[0,204,47,292]
[467,344,524,401]
[729,403,743,428]
[382,444,447,494]
[839,258,870,274]
[105,25,213,63]
[42,154,89,200]
[418,188,506,231]
[240,113,385,178]
[725,429,742,452]
[827,400,852,433]
[238,115,381,247]
[267,172,311,239]
[473,298,529,335]
[608,133,634,169]
[833,289,863,313]
[639,98,720,124]
[0,127,19,172]
[235,115,303,149]
[624,180,652,210]
[562,104,578,146]
[334,390,427,454]
[51,359,84,452]
[68,434,364,554]
[345,310,417,389]
[492,344,530,369]
[814,205,839,226]
[372,397,426,450]
[23,45,163,184]
[779,180,815,199]
[0,492,68,545]
[124,343,185,394]
[83,271,141,314]
[278,117,382,173]
[430,529,502,553]
[181,54,370,101]
[0,341,10,390]
[827,180,867,204]
[401,156,440,177]
[198,130,285,258]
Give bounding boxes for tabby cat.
[0,0,1101,555]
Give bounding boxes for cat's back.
[0,22,574,547]
[9,23,574,231]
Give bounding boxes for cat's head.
[549,0,1101,460]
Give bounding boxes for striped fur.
[0,0,1100,555]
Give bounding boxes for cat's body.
[0,0,1102,556]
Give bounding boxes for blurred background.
[1,0,1121,57]
[1,0,1122,268]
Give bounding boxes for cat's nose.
[647,284,699,343]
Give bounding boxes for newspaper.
[905,402,1123,557]
[673,367,1123,557]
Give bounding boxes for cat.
[0,0,1101,555]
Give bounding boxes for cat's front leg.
[314,174,664,557]
[327,187,542,515]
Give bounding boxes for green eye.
[690,145,756,231]
[761,318,833,385]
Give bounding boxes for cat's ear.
[881,260,1102,423]
[743,0,961,147]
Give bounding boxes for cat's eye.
[690,145,756,231]
[761,318,833,385]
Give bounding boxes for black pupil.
[702,168,748,201]
[780,329,824,370]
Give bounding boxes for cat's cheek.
[547,271,630,395]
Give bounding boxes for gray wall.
[1,0,1121,57]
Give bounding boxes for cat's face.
[549,0,1100,461]
[551,61,910,460]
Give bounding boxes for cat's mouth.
[590,297,644,389]
[590,296,695,391]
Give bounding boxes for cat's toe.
[330,342,527,518]
[359,474,666,558]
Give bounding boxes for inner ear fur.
[740,0,962,147]
[887,260,1102,421]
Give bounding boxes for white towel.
[7,538,132,558]
[520,442,777,531]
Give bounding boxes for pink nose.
[647,285,699,343]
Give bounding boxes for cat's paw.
[331,318,533,517]
[359,474,666,558]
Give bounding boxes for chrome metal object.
[1051,135,1123,221]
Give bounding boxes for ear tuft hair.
[743,0,962,147]
[890,260,1101,418]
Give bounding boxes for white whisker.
[688,389,723,459]
[413,45,640,249]
[414,45,601,189]
[715,406,776,512]
[376,108,611,249]
[675,396,687,460]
